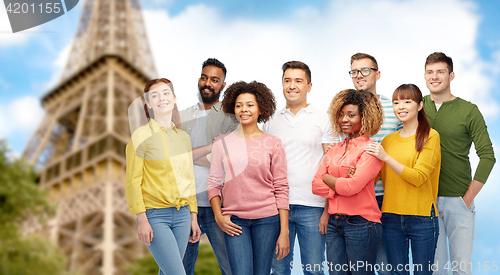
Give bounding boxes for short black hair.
[202,58,227,78]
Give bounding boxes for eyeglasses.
[349,68,378,78]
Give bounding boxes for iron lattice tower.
[23,0,157,274]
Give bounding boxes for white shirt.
[263,104,340,207]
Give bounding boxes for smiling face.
[338,104,361,139]
[146,82,176,116]
[351,58,380,94]
[282,68,311,109]
[393,98,422,124]
[424,61,455,96]
[234,93,260,126]
[198,65,226,104]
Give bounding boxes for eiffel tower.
[23,0,156,274]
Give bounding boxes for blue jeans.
[144,206,191,275]
[434,197,475,275]
[326,214,381,275]
[271,205,326,275]
[224,214,280,275]
[382,208,439,275]
[376,196,390,275]
[182,207,230,275]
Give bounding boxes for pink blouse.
[207,132,289,219]
[312,136,383,223]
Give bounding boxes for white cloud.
[143,0,499,118]
[0,96,45,139]
[39,42,72,91]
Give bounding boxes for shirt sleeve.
[184,137,198,213]
[335,151,383,196]
[322,118,340,144]
[207,139,225,202]
[125,140,146,215]
[468,105,496,184]
[398,130,441,187]
[312,150,335,199]
[271,139,289,210]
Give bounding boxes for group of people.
[125,53,496,275]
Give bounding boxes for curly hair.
[328,89,383,137]
[221,81,276,123]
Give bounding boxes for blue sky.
[1,0,499,273]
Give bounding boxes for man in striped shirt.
[349,53,402,275]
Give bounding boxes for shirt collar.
[279,104,314,115]
[341,135,370,146]
[196,101,222,112]
[148,118,178,133]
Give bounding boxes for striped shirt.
[371,95,403,195]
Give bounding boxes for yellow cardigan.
[125,119,197,215]
[380,129,441,216]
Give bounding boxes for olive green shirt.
[423,95,495,197]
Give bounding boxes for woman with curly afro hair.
[207,81,290,274]
[312,89,384,275]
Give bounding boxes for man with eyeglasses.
[349,53,402,275]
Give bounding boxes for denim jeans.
[434,197,475,275]
[182,207,230,275]
[382,208,439,275]
[271,205,326,275]
[224,214,280,275]
[376,195,390,275]
[144,206,191,275]
[326,214,380,275]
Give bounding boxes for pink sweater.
[207,132,289,219]
[312,136,383,223]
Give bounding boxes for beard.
[198,85,221,104]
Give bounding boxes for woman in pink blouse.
[312,89,383,275]
[207,81,289,275]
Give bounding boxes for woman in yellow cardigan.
[365,84,440,275]
[126,78,200,275]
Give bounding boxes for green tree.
[127,243,221,275]
[0,140,68,275]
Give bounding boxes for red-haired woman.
[126,78,200,275]
[365,84,441,275]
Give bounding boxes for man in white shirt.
[265,61,339,275]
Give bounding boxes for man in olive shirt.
[423,52,495,275]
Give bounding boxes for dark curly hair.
[221,81,276,123]
[328,89,383,137]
